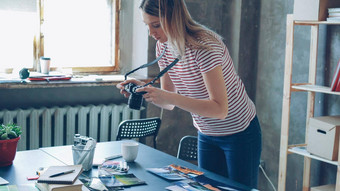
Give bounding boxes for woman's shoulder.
[198,31,223,46]
[192,31,225,55]
[188,29,223,51]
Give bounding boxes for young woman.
[117,0,262,188]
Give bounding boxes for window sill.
[0,74,154,89]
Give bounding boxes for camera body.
[124,83,146,110]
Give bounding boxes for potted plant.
[0,123,22,167]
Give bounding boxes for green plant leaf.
[1,133,8,140]
[0,123,22,139]
[8,131,17,139]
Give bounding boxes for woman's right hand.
[116,79,145,98]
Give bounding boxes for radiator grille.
[0,104,142,151]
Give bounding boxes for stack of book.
[327,8,340,22]
[35,165,84,191]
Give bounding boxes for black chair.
[116,117,161,148]
[177,135,198,161]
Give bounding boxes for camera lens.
[128,93,143,110]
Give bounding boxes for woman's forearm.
[165,91,228,119]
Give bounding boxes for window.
[0,0,120,74]
[0,5,37,72]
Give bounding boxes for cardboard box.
[293,0,340,21]
[307,115,340,161]
[311,184,335,191]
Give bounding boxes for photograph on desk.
[147,167,187,181]
[80,174,146,190]
[146,164,204,180]
[147,164,252,191]
[168,179,239,191]
[167,175,251,191]
[100,160,129,174]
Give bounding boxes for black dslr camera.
[123,47,179,110]
[124,83,147,110]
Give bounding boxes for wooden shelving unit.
[278,15,340,191]
[292,84,340,95]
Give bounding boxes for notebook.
[37,165,83,184]
[35,179,83,191]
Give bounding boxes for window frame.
[34,0,120,74]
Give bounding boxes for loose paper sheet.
[0,177,9,185]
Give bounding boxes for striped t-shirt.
[156,35,256,136]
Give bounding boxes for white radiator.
[0,104,142,151]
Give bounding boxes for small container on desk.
[72,140,96,171]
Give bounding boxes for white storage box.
[293,0,340,21]
[307,115,340,161]
[311,184,335,191]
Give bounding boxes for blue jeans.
[198,116,262,189]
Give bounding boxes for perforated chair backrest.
[116,117,161,148]
[177,135,198,161]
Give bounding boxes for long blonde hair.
[140,0,220,57]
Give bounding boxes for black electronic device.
[124,83,147,110]
[124,47,179,110]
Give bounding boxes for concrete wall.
[257,0,340,190]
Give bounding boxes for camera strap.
[124,46,180,87]
[143,58,179,87]
[124,47,167,80]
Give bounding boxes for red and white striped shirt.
[156,35,256,136]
